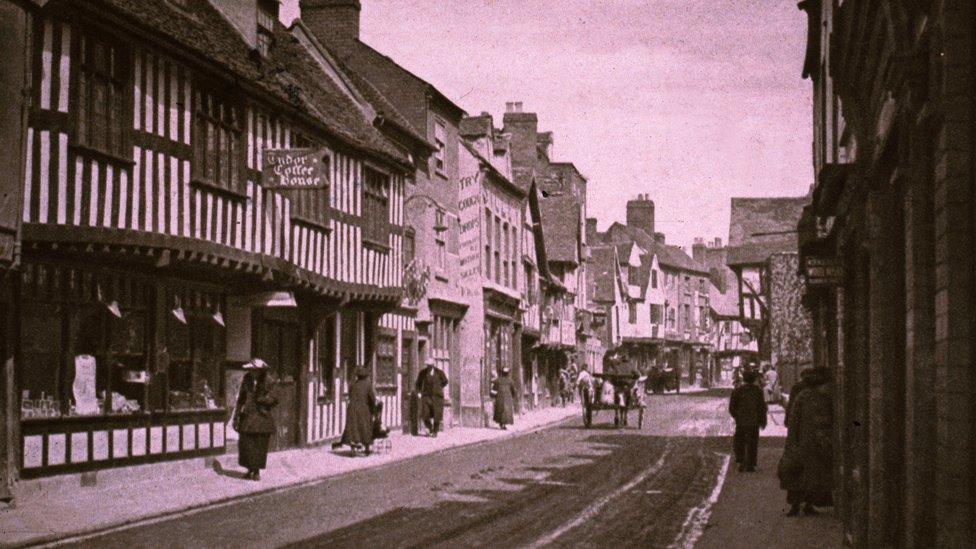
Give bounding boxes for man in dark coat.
[416,357,448,437]
[729,369,767,472]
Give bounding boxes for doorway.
[252,309,302,450]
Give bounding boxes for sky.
[280,0,812,250]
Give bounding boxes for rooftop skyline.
[280,0,812,250]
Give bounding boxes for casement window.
[524,265,536,304]
[435,209,446,270]
[192,91,242,193]
[494,216,501,284]
[651,270,658,289]
[363,167,391,247]
[74,33,130,160]
[375,333,397,388]
[502,222,510,287]
[628,265,640,286]
[256,0,276,57]
[433,119,446,173]
[650,304,663,324]
[628,302,637,324]
[484,209,492,278]
[511,226,519,289]
[403,228,416,267]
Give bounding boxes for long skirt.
[239,432,271,470]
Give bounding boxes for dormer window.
[257,0,277,57]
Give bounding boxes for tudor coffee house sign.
[262,148,330,189]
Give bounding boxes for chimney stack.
[692,238,707,262]
[502,102,538,191]
[626,195,655,237]
[585,218,599,243]
[654,232,666,244]
[300,0,362,45]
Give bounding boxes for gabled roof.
[538,194,580,265]
[318,38,466,136]
[709,280,740,318]
[80,0,410,167]
[726,196,808,266]
[602,223,708,275]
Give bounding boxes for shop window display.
[164,290,225,412]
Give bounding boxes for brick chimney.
[653,232,666,244]
[502,101,538,191]
[300,0,361,45]
[713,237,722,248]
[692,237,707,262]
[626,194,655,236]
[585,218,599,243]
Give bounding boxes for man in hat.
[415,357,448,437]
[729,368,768,472]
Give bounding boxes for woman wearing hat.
[492,365,518,430]
[341,365,377,455]
[232,358,278,481]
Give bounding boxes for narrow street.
[62,391,740,548]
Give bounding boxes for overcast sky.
[280,0,812,250]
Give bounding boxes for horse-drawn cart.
[581,373,645,429]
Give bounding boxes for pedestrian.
[492,366,518,430]
[232,358,278,481]
[763,363,782,405]
[781,367,833,516]
[415,357,448,437]
[728,369,767,472]
[576,364,594,405]
[339,365,378,455]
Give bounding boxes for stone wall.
[767,253,812,391]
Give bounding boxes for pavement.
[0,404,580,548]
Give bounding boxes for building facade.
[10,0,411,481]
[798,0,975,546]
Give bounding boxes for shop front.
[17,261,228,478]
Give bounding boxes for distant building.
[725,196,812,388]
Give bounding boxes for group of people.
[728,364,833,517]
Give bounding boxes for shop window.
[375,333,397,389]
[73,32,130,160]
[363,167,390,247]
[317,315,337,400]
[192,90,242,193]
[163,290,225,412]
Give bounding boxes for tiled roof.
[538,194,580,264]
[587,246,618,303]
[85,0,409,166]
[726,196,808,265]
[615,241,634,264]
[318,38,465,136]
[603,223,708,274]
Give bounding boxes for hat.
[244,358,269,370]
[425,357,436,367]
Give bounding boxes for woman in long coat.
[493,367,518,429]
[343,366,377,455]
[233,359,278,481]
[781,368,833,515]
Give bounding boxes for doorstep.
[0,404,580,548]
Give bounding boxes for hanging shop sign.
[263,148,330,189]
[803,256,843,287]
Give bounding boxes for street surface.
[61,389,745,548]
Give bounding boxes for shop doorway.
[253,310,301,450]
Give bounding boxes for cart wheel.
[638,408,644,429]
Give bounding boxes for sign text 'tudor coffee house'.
[262,148,330,189]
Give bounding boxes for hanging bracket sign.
[803,256,843,287]
[263,148,330,189]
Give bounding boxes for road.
[62,390,738,548]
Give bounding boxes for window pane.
[20,303,63,418]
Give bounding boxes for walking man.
[729,369,767,472]
[415,357,448,437]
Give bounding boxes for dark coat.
[416,366,448,422]
[344,377,377,446]
[234,372,277,435]
[786,381,833,503]
[492,376,518,425]
[729,383,768,429]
